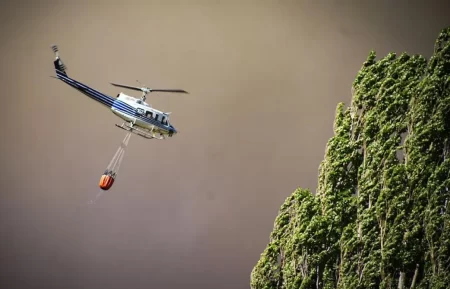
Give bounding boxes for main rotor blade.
[110,82,143,91]
[151,89,189,94]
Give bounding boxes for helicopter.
[50,45,188,140]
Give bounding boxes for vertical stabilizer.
[51,44,68,76]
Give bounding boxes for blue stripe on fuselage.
[55,70,176,133]
[110,100,174,131]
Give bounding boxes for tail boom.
[51,45,115,108]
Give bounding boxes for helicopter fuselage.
[111,92,175,136]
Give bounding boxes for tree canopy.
[250,26,450,289]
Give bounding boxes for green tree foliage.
[250,27,450,289]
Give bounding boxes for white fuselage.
[110,92,175,136]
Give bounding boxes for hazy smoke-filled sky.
[0,1,449,288]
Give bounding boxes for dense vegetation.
[250,27,450,289]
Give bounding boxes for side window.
[155,114,159,121]
[146,111,153,119]
[161,116,166,124]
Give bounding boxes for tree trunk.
[410,264,419,289]
[398,271,405,289]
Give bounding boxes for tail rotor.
[51,44,68,74]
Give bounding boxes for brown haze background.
[0,1,449,288]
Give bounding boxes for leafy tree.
[250,26,450,289]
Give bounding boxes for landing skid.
[115,122,164,140]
